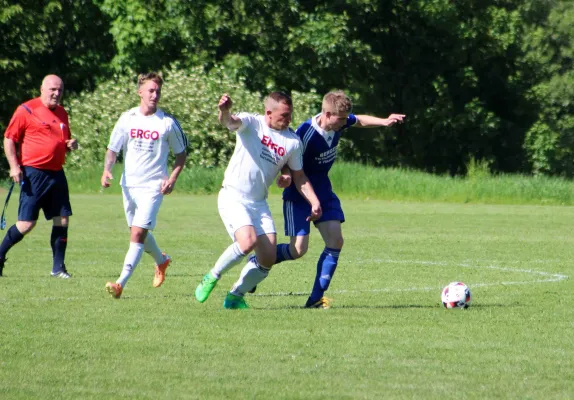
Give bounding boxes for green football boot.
[223,293,249,309]
[195,272,219,303]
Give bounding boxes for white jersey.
[108,107,188,189]
[222,113,303,201]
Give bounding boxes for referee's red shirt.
[4,98,71,171]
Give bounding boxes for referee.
[0,75,78,278]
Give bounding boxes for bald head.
[40,75,64,109]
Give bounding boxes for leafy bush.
[67,65,321,169]
[523,71,574,176]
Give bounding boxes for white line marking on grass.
[0,259,567,302]
[254,259,568,297]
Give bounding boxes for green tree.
[523,0,574,176]
[0,0,114,133]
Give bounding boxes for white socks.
[117,242,145,287]
[211,242,245,279]
[230,256,269,296]
[144,232,164,265]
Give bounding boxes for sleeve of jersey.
[295,121,312,152]
[235,112,255,134]
[107,114,127,153]
[286,139,304,171]
[167,117,188,154]
[345,113,358,128]
[3,107,28,142]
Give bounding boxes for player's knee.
[235,229,258,254]
[237,238,257,254]
[291,244,308,259]
[54,216,69,227]
[328,236,344,250]
[16,220,36,234]
[130,227,148,244]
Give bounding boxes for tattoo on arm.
[104,151,117,172]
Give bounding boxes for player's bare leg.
[225,233,276,309]
[195,225,255,303]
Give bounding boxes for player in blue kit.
[274,90,405,308]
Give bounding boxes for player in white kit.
[195,91,322,309]
[101,72,188,299]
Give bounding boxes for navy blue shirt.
[283,113,357,202]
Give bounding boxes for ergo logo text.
[130,128,160,140]
[261,135,285,156]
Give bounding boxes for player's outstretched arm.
[355,114,406,128]
[291,169,322,221]
[161,151,187,195]
[101,149,117,188]
[218,93,242,131]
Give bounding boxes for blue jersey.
[283,113,357,202]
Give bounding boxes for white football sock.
[117,242,145,287]
[144,232,164,265]
[230,257,269,296]
[210,242,245,278]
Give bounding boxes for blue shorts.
[283,194,345,237]
[18,166,72,221]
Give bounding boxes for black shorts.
[18,166,72,221]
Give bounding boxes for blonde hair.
[322,90,353,114]
[137,72,163,89]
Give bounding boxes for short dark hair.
[138,72,163,89]
[264,91,293,109]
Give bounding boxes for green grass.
[0,194,572,399]
[57,162,574,205]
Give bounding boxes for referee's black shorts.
[18,166,72,221]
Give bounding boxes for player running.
[194,92,322,309]
[101,72,188,299]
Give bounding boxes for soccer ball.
[441,282,472,309]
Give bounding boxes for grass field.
[0,194,572,399]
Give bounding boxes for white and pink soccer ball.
[441,282,472,309]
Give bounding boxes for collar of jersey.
[312,114,336,143]
[133,107,162,118]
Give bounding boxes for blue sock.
[307,247,340,305]
[0,225,24,259]
[51,226,68,272]
[275,243,294,264]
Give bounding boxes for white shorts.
[218,188,276,240]
[122,186,164,230]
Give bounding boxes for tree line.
[1,0,573,176]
